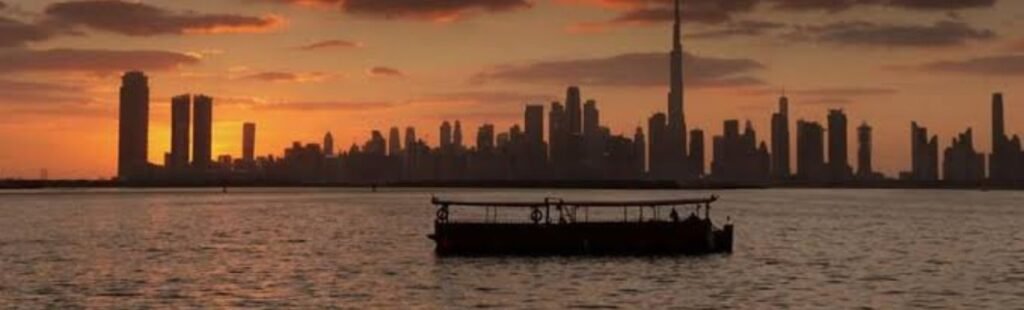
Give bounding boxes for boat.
[427,195,733,256]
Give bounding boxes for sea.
[0,188,1022,309]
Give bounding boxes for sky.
[0,0,1023,179]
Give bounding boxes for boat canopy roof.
[431,195,717,208]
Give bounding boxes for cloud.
[742,86,898,105]
[298,39,363,50]
[0,78,90,105]
[0,16,57,47]
[259,0,531,21]
[419,90,558,105]
[44,0,282,36]
[767,0,996,12]
[367,66,406,77]
[906,54,1024,76]
[0,48,200,74]
[241,71,332,83]
[471,51,764,88]
[686,20,786,39]
[784,20,995,47]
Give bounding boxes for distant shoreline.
[0,179,1019,191]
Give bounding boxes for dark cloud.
[767,0,996,12]
[44,0,282,36]
[298,39,363,51]
[0,16,55,47]
[471,51,764,88]
[259,0,530,21]
[909,54,1024,76]
[241,71,331,83]
[785,20,995,47]
[686,20,786,39]
[0,78,89,105]
[368,66,406,77]
[0,48,200,74]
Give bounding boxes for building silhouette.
[324,132,335,157]
[796,120,826,182]
[770,96,790,181]
[169,94,191,170]
[388,127,401,157]
[566,87,582,136]
[192,94,213,169]
[856,122,875,179]
[943,128,985,183]
[909,122,939,182]
[989,92,1023,183]
[648,113,668,179]
[440,121,453,151]
[117,71,150,181]
[827,109,852,181]
[689,129,705,177]
[711,120,770,183]
[242,122,256,163]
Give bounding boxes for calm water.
[1,188,1023,308]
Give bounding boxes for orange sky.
[1,0,1023,179]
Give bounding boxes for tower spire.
[673,0,681,49]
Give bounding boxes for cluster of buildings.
[113,0,1024,187]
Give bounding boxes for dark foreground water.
[0,188,1022,308]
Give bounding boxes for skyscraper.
[648,113,667,179]
[440,121,452,150]
[117,71,150,181]
[170,94,191,170]
[634,127,646,175]
[689,129,705,177]
[388,127,402,157]
[666,0,689,179]
[242,122,256,163]
[566,87,582,135]
[856,122,872,178]
[796,120,826,182]
[583,100,599,139]
[911,122,939,182]
[828,109,851,181]
[191,94,213,169]
[943,128,985,183]
[525,105,544,146]
[549,102,567,167]
[770,96,790,180]
[989,92,1021,183]
[453,121,463,149]
[323,132,335,157]
[477,124,495,152]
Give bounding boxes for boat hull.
[430,222,734,256]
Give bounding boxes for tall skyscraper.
[857,122,872,178]
[943,128,985,183]
[828,109,851,181]
[191,94,213,169]
[525,105,544,146]
[117,71,150,181]
[988,92,1021,183]
[170,94,191,170]
[242,122,256,163]
[566,87,582,135]
[634,127,646,174]
[770,96,790,180]
[583,100,599,139]
[404,127,417,151]
[388,127,402,157]
[648,113,667,179]
[549,102,567,166]
[323,132,335,157]
[911,122,939,182]
[477,124,495,152]
[440,121,452,150]
[453,121,463,149]
[796,120,826,182]
[689,129,705,177]
[666,0,688,179]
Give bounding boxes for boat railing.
[431,195,719,225]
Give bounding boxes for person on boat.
[670,208,680,222]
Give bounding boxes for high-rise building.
[648,113,667,179]
[117,71,150,181]
[525,104,544,146]
[634,127,646,175]
[856,122,872,178]
[583,100,599,139]
[989,92,1022,183]
[388,127,402,157]
[191,94,213,169]
[910,122,939,182]
[796,120,826,182]
[404,127,417,151]
[477,124,495,152]
[566,87,582,135]
[770,96,790,180]
[943,128,985,183]
[549,102,567,167]
[711,120,769,183]
[440,121,453,150]
[323,132,335,157]
[828,109,851,181]
[242,122,256,163]
[453,121,463,149]
[170,94,191,170]
[666,0,689,180]
[689,129,705,177]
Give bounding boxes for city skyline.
[2,0,1024,178]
